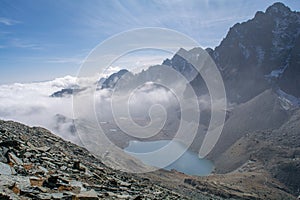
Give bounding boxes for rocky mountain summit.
[211,2,300,103]
[162,2,300,103]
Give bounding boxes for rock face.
[174,3,298,103]
[217,2,300,102]
[155,3,299,104]
[50,88,84,98]
[0,120,186,200]
[101,69,133,89]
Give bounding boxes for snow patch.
[276,89,300,110]
[265,64,288,79]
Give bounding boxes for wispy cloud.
[10,39,42,50]
[77,0,255,48]
[111,52,171,74]
[0,17,20,26]
[45,57,84,65]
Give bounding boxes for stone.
[184,178,197,187]
[36,146,51,152]
[0,149,7,163]
[41,156,54,162]
[51,192,64,199]
[69,180,86,192]
[119,180,131,187]
[0,162,14,175]
[8,152,23,165]
[37,166,49,174]
[23,163,33,170]
[60,165,67,171]
[116,194,131,199]
[73,189,98,200]
[0,174,31,189]
[30,176,44,187]
[9,183,20,195]
[23,152,33,158]
[36,193,52,200]
[35,186,48,193]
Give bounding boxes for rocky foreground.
[0,119,298,200]
[0,120,189,200]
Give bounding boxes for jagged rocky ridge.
[51,3,300,105]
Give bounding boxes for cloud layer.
[0,76,182,144]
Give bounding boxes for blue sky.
[0,0,299,84]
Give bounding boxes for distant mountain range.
[53,3,300,106]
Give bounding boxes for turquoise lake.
[124,140,214,176]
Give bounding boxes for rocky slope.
[0,120,188,200]
[0,119,297,200]
[212,108,300,196]
[208,89,289,160]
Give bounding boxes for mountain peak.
[266,2,291,16]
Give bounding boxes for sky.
[0,0,299,84]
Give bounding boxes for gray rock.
[36,146,51,152]
[8,152,23,165]
[0,174,31,189]
[37,166,49,174]
[51,192,65,199]
[0,151,7,163]
[60,165,67,171]
[0,162,14,175]
[73,189,98,200]
[36,193,52,200]
[23,151,33,158]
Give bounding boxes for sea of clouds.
[0,75,185,145]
